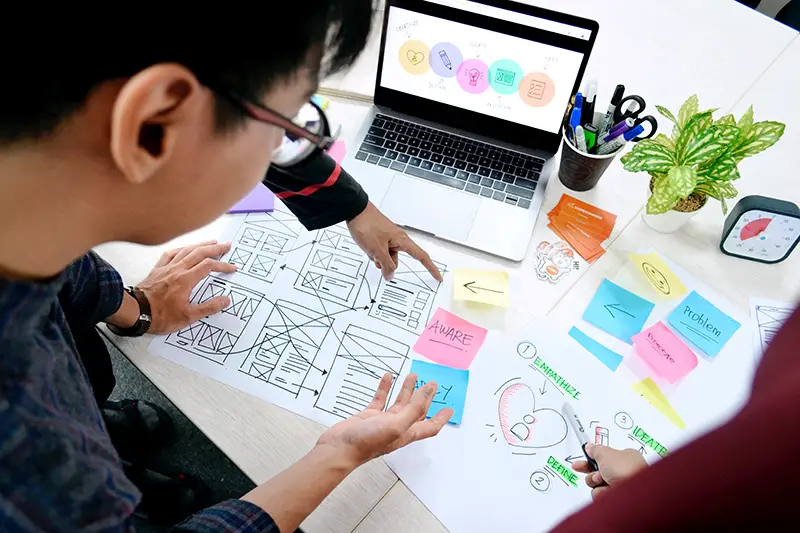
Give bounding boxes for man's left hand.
[138,241,237,334]
[347,202,443,282]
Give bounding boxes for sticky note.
[632,378,686,430]
[632,322,698,383]
[413,308,488,369]
[667,291,741,357]
[411,359,469,424]
[629,252,688,299]
[453,268,510,307]
[328,140,347,163]
[582,279,655,344]
[568,327,624,371]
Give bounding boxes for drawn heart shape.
[406,49,425,66]
[498,382,568,448]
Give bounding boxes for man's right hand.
[572,444,648,500]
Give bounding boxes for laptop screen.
[376,1,597,150]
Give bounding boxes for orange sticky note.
[413,308,488,370]
[632,322,698,383]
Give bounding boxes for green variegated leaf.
[678,95,699,127]
[620,140,675,173]
[737,106,754,132]
[716,114,736,126]
[684,124,741,166]
[717,180,738,199]
[705,154,740,181]
[656,105,677,124]
[647,177,680,214]
[671,123,682,142]
[665,166,697,198]
[652,133,676,152]
[714,125,741,153]
[731,121,785,161]
[675,111,713,163]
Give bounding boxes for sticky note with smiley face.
[628,252,688,299]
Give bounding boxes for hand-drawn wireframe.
[492,378,568,451]
[238,299,333,396]
[315,324,410,420]
[368,257,446,333]
[294,226,368,307]
[753,301,792,354]
[221,208,305,284]
[166,276,265,365]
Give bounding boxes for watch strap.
[107,286,152,337]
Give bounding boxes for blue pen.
[569,93,584,142]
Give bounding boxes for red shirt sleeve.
[551,306,800,533]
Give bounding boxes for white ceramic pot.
[642,204,702,233]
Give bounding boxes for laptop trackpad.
[379,174,479,242]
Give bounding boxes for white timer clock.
[720,195,800,264]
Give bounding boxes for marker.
[599,84,625,136]
[583,124,598,152]
[599,118,635,144]
[596,124,644,155]
[563,402,600,472]
[569,93,584,142]
[581,79,598,126]
[575,125,587,152]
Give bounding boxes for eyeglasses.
[221,90,335,168]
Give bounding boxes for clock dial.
[723,209,799,262]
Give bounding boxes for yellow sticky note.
[628,252,688,299]
[453,269,510,307]
[632,378,686,430]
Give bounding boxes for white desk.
[97,3,799,532]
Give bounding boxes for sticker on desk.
[582,279,655,344]
[632,377,686,430]
[632,322,697,383]
[413,308,488,369]
[411,359,469,425]
[628,252,688,299]
[667,291,741,357]
[453,268,510,307]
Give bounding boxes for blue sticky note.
[582,279,655,344]
[667,291,741,357]
[410,359,469,425]
[569,326,624,371]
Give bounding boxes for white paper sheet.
[749,297,795,362]
[385,322,682,533]
[148,208,451,428]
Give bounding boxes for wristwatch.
[107,286,152,337]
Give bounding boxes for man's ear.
[109,63,203,185]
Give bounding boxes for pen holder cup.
[558,113,621,192]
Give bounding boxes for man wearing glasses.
[0,3,450,532]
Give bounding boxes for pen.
[575,125,587,152]
[599,84,625,136]
[563,402,600,472]
[569,93,584,141]
[583,124,598,152]
[599,118,635,144]
[596,124,644,155]
[581,79,597,126]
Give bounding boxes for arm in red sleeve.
[552,306,800,533]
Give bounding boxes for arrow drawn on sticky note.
[463,281,504,295]
[604,303,635,319]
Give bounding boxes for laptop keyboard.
[354,114,545,209]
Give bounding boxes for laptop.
[343,0,598,261]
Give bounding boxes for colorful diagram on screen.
[397,39,557,104]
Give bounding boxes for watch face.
[722,209,799,262]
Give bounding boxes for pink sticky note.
[328,140,347,163]
[632,322,698,383]
[412,308,488,370]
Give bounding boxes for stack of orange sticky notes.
[547,195,617,263]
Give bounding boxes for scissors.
[612,94,658,142]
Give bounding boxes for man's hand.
[137,240,237,334]
[347,202,443,282]
[572,444,648,500]
[316,372,453,468]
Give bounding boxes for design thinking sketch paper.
[385,323,683,533]
[749,297,794,361]
[149,207,449,428]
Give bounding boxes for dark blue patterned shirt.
[0,253,276,532]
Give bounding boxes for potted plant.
[620,95,785,233]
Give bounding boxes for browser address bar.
[427,0,591,40]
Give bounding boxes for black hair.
[0,2,374,145]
